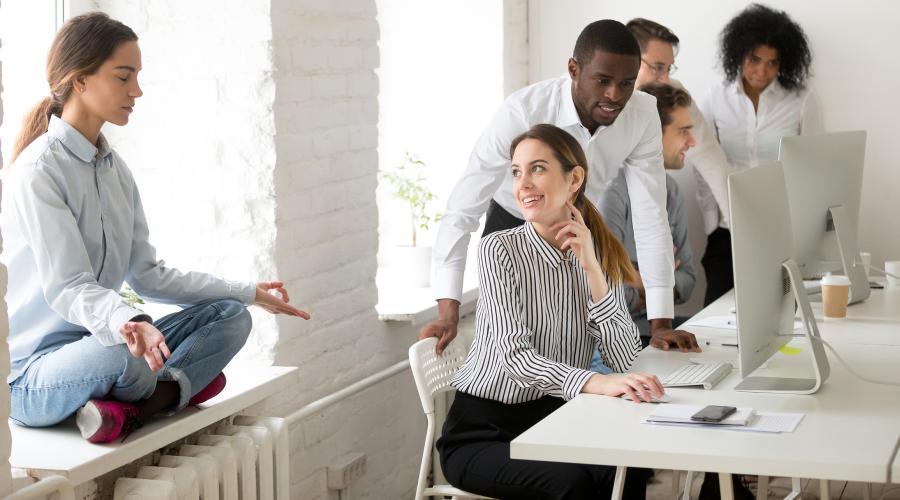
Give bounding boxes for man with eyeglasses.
[627,18,736,309]
[421,19,701,358]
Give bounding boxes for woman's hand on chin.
[551,201,602,274]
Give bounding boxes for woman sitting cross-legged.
[437,124,662,499]
[1,12,309,443]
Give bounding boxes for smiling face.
[569,49,640,131]
[741,44,780,93]
[77,40,143,126]
[511,138,584,227]
[661,106,696,169]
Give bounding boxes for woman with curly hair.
[699,3,823,306]
[706,2,823,165]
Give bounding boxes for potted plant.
[380,152,442,287]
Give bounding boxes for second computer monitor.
[779,130,869,302]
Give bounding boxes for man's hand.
[254,281,311,319]
[121,321,171,372]
[419,299,460,354]
[649,318,701,352]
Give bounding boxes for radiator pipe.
[285,359,410,425]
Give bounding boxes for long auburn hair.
[509,124,637,285]
[10,12,137,163]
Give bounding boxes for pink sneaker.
[76,399,142,444]
[189,372,227,406]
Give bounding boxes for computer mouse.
[619,392,671,403]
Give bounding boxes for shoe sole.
[76,401,102,440]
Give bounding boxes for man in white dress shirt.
[626,18,738,307]
[420,20,699,354]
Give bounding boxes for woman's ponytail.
[10,97,63,163]
[575,194,637,285]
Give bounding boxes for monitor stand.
[828,205,870,304]
[734,260,830,394]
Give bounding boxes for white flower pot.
[386,245,432,288]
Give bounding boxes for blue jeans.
[9,299,251,427]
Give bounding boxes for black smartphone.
[690,405,737,422]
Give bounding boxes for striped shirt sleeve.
[478,237,595,400]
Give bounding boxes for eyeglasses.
[641,58,678,76]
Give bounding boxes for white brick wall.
[267,1,422,498]
[0,1,14,493]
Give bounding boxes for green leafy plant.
[119,285,145,308]
[380,152,442,247]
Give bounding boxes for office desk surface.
[511,341,900,484]
[682,286,900,347]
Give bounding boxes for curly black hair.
[719,3,812,91]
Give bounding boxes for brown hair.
[509,124,637,285]
[638,82,692,129]
[10,12,137,163]
[626,18,680,54]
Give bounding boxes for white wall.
[528,0,900,311]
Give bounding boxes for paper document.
[646,404,755,426]
[684,315,803,331]
[644,411,804,433]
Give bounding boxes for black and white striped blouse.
[452,222,642,404]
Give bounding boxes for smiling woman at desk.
[436,122,664,499]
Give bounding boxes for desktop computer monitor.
[729,162,829,394]
[778,131,869,303]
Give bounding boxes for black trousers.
[483,199,525,237]
[701,228,734,306]
[437,392,650,500]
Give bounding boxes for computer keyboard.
[661,362,733,390]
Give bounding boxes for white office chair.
[409,337,495,500]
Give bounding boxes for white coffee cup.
[821,274,851,319]
[886,260,900,288]
[859,251,871,277]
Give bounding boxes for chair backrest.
[408,337,468,414]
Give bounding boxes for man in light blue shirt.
[593,83,697,362]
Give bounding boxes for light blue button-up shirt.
[1,116,256,382]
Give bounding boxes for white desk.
[511,287,900,499]
[681,287,900,348]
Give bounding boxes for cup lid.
[821,274,851,286]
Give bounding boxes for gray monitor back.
[729,162,796,379]
[778,131,866,278]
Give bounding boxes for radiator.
[112,416,289,500]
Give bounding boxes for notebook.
[645,404,755,426]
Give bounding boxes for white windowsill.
[376,282,479,325]
[10,363,297,485]
[375,238,482,325]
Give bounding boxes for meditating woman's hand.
[581,372,665,404]
[254,280,311,319]
[553,201,603,275]
[121,321,171,372]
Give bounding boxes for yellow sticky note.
[779,345,802,355]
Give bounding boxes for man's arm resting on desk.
[419,299,460,354]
